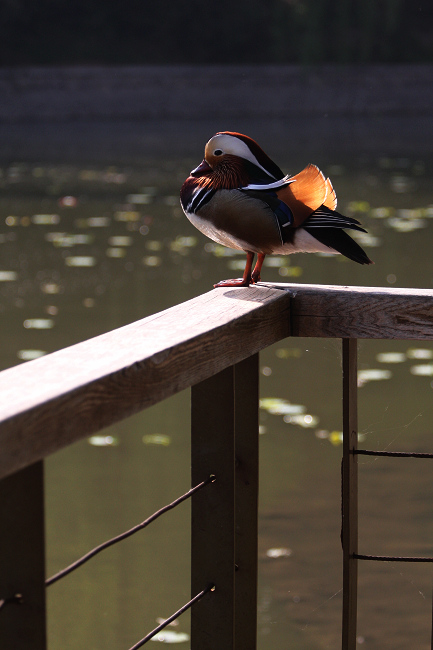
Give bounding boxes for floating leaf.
[410,364,433,377]
[17,350,46,360]
[387,217,426,232]
[58,196,78,207]
[106,248,126,258]
[406,348,433,360]
[88,436,119,447]
[329,431,344,446]
[357,369,392,387]
[264,256,286,267]
[41,282,61,294]
[126,193,153,204]
[227,260,246,271]
[275,347,302,359]
[278,266,302,277]
[32,214,60,225]
[266,547,292,558]
[347,201,370,214]
[65,256,96,267]
[284,414,319,427]
[146,240,163,251]
[23,319,54,329]
[150,630,190,643]
[370,207,395,219]
[0,271,17,281]
[170,236,197,252]
[260,398,305,416]
[376,352,406,363]
[143,434,171,446]
[108,236,132,247]
[115,211,140,222]
[143,256,162,267]
[87,217,111,227]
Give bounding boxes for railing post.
[191,354,259,650]
[0,461,46,649]
[191,365,236,649]
[341,338,358,650]
[234,354,259,650]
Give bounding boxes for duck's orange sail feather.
[276,164,330,227]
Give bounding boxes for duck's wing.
[276,164,329,226]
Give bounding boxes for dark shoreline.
[1,64,432,123]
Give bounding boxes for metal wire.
[128,584,215,649]
[356,449,433,458]
[46,475,215,587]
[355,553,433,562]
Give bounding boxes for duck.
[180,131,373,287]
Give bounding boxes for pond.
[1,118,433,649]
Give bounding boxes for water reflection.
[1,121,433,649]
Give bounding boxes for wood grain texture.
[2,282,433,480]
[0,286,290,480]
[271,283,433,340]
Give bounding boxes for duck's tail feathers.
[304,204,366,232]
[304,226,373,265]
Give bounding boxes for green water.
[1,119,433,649]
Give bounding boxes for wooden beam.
[274,283,433,340]
[234,354,259,650]
[191,366,236,650]
[341,339,358,650]
[2,282,433,480]
[0,462,46,649]
[0,286,290,480]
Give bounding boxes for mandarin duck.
[180,131,373,287]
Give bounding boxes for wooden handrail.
[281,283,433,339]
[0,285,290,480]
[1,283,433,480]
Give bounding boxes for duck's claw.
[213,278,251,288]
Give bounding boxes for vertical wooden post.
[234,354,259,650]
[0,461,46,649]
[191,365,236,650]
[191,356,260,650]
[341,338,358,650]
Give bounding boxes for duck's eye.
[213,149,223,156]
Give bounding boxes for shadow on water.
[1,117,433,649]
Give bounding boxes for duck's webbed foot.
[213,251,255,289]
[214,277,251,288]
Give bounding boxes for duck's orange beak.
[190,159,212,177]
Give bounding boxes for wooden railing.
[1,283,433,650]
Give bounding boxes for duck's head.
[190,132,285,188]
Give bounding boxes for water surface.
[1,118,432,649]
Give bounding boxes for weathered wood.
[234,354,259,650]
[276,283,433,339]
[190,355,260,650]
[0,461,46,649]
[2,282,433,480]
[0,286,290,480]
[191,366,236,650]
[341,339,358,650]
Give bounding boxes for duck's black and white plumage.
[180,131,373,287]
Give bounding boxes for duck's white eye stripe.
[207,134,274,178]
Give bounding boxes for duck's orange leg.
[251,253,266,283]
[214,251,255,288]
